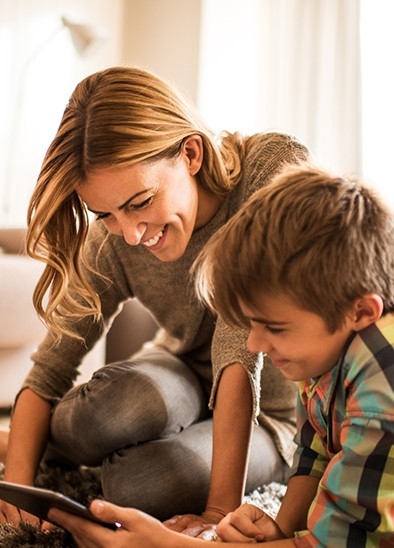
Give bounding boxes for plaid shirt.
[291,313,394,547]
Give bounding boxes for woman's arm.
[204,362,253,519]
[0,388,52,524]
[164,362,254,536]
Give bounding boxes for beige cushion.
[0,255,45,348]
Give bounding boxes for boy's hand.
[216,503,286,543]
[49,499,178,548]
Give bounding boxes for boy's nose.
[247,330,272,355]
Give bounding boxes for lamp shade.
[61,15,107,55]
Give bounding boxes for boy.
[196,165,394,547]
[50,165,394,547]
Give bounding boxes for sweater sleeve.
[209,316,263,416]
[239,132,311,205]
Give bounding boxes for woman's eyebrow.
[86,189,153,215]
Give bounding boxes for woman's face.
[78,136,218,262]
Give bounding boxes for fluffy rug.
[0,462,102,547]
[0,461,286,547]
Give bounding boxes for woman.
[0,66,309,534]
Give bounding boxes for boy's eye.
[249,320,285,335]
[264,325,284,334]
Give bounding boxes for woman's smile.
[142,227,166,248]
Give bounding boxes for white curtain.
[198,0,362,175]
[360,0,394,205]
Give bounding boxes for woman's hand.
[0,499,39,526]
[3,388,52,525]
[163,512,218,540]
[49,499,188,548]
[0,499,55,531]
[0,429,8,462]
[216,503,286,543]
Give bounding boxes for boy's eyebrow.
[248,316,289,326]
[86,189,152,215]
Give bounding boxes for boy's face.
[240,291,355,381]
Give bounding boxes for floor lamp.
[2,15,107,224]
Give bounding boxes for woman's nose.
[119,219,147,246]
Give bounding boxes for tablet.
[0,480,119,529]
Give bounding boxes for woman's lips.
[142,226,167,249]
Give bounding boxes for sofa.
[0,228,158,408]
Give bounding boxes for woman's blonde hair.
[194,165,394,333]
[27,66,247,339]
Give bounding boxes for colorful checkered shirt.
[291,313,394,547]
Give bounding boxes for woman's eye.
[129,197,153,211]
[94,196,153,220]
[95,212,110,221]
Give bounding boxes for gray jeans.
[49,346,289,520]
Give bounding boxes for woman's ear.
[351,294,384,332]
[182,135,203,175]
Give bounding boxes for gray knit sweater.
[24,132,310,466]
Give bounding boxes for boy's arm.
[216,475,319,543]
[274,475,319,537]
[299,419,394,547]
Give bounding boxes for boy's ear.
[351,294,384,331]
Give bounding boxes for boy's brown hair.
[194,164,394,332]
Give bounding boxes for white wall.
[121,0,202,103]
